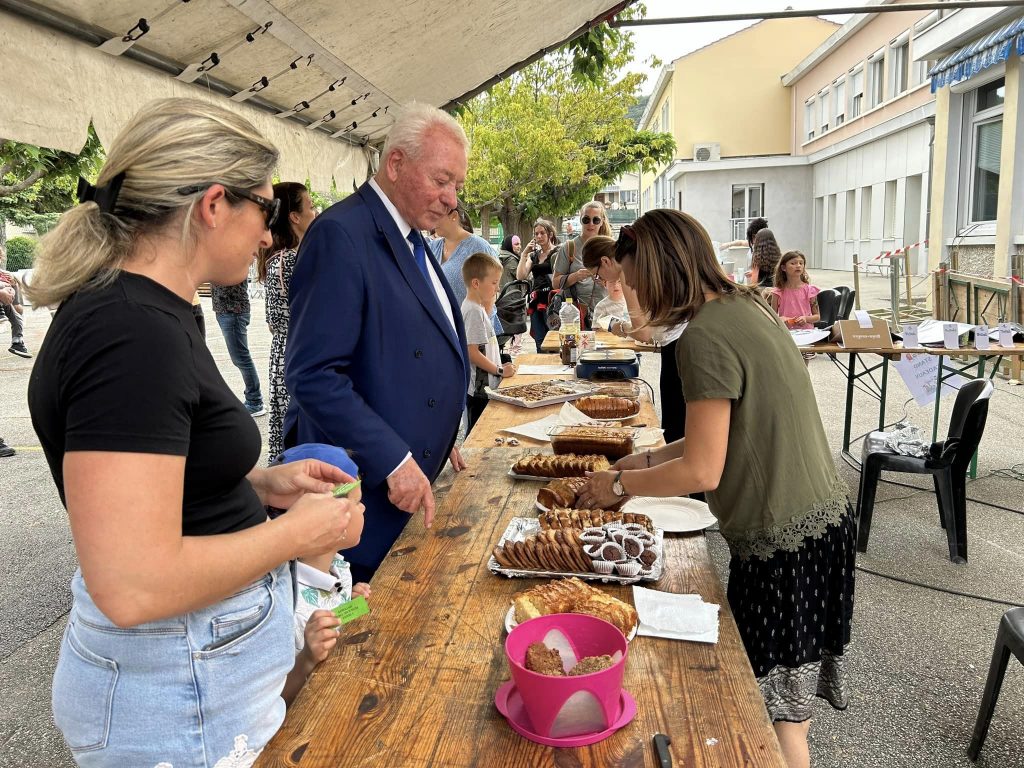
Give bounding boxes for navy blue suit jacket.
[283,182,469,576]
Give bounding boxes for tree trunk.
[497,201,530,248]
[479,204,491,241]
[0,219,7,269]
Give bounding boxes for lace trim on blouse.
[724,481,851,561]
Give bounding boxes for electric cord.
[855,566,1024,608]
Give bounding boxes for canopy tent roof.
[0,0,627,190]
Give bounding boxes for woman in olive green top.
[579,209,854,768]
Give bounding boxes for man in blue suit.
[284,103,470,582]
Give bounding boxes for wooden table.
[256,447,786,767]
[463,353,660,450]
[541,329,661,354]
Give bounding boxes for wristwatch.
[497,363,504,376]
[612,470,626,497]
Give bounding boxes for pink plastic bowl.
[504,613,628,738]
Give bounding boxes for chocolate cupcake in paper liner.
[615,561,641,577]
[598,542,625,562]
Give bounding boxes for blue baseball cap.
[275,443,359,479]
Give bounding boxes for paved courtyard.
[0,270,1022,767]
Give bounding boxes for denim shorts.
[52,562,295,767]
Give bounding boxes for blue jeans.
[52,563,295,766]
[216,312,263,408]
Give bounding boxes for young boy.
[274,443,371,703]
[461,252,517,430]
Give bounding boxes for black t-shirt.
[28,272,266,535]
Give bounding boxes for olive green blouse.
[676,293,848,560]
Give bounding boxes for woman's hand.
[284,493,364,560]
[250,459,353,509]
[612,452,648,471]
[610,318,628,337]
[501,361,518,378]
[577,470,621,509]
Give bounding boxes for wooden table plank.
[463,353,659,450]
[541,329,662,354]
[256,448,785,768]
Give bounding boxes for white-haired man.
[284,102,470,582]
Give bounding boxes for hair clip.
[77,172,126,214]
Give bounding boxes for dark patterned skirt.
[726,507,856,723]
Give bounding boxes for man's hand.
[449,446,467,472]
[387,459,435,527]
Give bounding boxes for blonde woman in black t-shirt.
[26,98,363,767]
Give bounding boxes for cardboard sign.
[975,325,990,351]
[838,317,893,349]
[902,324,920,349]
[943,323,960,350]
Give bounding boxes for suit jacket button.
[428,398,436,407]
[422,449,432,459]
[414,349,424,358]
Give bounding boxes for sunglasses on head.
[581,215,603,225]
[178,183,280,229]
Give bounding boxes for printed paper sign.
[902,324,919,348]
[943,323,960,350]
[975,325,990,350]
[998,323,1015,348]
[854,309,873,329]
[893,354,968,407]
[333,596,370,624]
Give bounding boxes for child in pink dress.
[769,251,820,362]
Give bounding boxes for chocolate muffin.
[524,642,564,676]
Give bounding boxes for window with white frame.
[883,180,897,238]
[845,190,856,240]
[962,77,1005,225]
[819,89,830,133]
[834,79,846,125]
[890,35,910,97]
[660,98,670,131]
[860,185,872,239]
[731,184,765,235]
[868,52,885,108]
[850,66,864,117]
[623,189,637,205]
[805,99,815,140]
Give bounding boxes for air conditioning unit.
[693,142,721,162]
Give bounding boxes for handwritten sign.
[893,353,967,407]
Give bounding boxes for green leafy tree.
[455,5,672,240]
[0,126,105,267]
[457,12,674,241]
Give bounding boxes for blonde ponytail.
[26,97,279,308]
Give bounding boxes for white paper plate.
[505,606,638,641]
[621,496,716,533]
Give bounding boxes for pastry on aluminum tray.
[512,453,610,478]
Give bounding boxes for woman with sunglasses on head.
[26,98,363,767]
[552,201,612,329]
[517,218,559,351]
[578,211,854,768]
[257,181,317,462]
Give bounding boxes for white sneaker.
[246,405,267,417]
